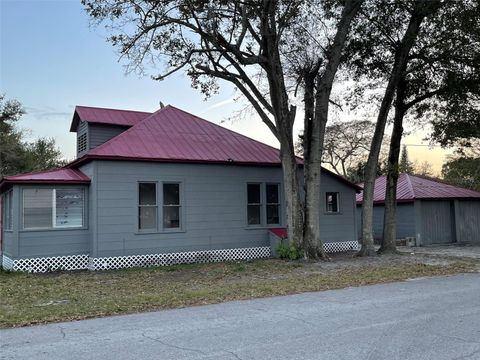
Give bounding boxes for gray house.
[0,105,361,272]
[356,173,480,246]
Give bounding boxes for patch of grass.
[0,256,476,328]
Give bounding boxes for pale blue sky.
[0,0,280,160]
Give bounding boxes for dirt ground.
[308,250,469,271]
[398,244,480,259]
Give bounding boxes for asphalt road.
[1,273,480,360]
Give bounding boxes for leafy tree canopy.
[0,95,66,178]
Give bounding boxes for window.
[77,133,87,153]
[247,184,262,225]
[23,188,84,230]
[55,189,84,228]
[138,183,157,231]
[326,192,340,213]
[3,190,13,231]
[266,184,280,224]
[163,183,181,229]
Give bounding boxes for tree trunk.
[358,0,438,256]
[378,80,407,254]
[279,125,304,248]
[303,73,327,259]
[302,0,363,259]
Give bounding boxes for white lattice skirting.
[324,240,360,253]
[7,254,89,273]
[90,246,272,271]
[1,241,359,272]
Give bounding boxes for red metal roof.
[70,105,152,131]
[68,105,361,191]
[86,105,285,165]
[0,168,90,192]
[356,173,480,204]
[3,105,361,192]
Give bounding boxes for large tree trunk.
[278,121,304,248]
[358,0,439,256]
[378,80,407,254]
[303,73,327,259]
[302,0,362,259]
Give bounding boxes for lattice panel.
[2,255,14,270]
[90,246,272,271]
[324,241,359,253]
[12,254,89,273]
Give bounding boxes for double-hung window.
[138,183,157,231]
[3,190,13,231]
[326,192,340,213]
[138,182,182,231]
[266,184,280,225]
[247,184,262,225]
[163,183,181,229]
[247,183,280,226]
[23,188,85,230]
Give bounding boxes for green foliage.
[20,138,67,173]
[442,156,480,191]
[346,160,387,184]
[0,95,66,178]
[399,145,415,174]
[276,240,303,260]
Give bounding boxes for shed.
[356,173,480,246]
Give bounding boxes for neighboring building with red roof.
[0,105,360,272]
[356,173,480,246]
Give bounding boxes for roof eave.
[0,179,90,193]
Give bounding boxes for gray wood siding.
[92,160,358,257]
[421,200,455,245]
[16,184,90,258]
[319,175,357,242]
[356,203,416,241]
[456,200,480,244]
[18,230,90,258]
[88,124,129,150]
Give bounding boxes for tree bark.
[358,0,439,256]
[378,79,407,254]
[302,0,363,259]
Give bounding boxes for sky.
[0,0,451,174]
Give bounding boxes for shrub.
[276,240,303,260]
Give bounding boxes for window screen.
[326,192,340,213]
[247,184,262,225]
[138,183,157,231]
[163,183,180,229]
